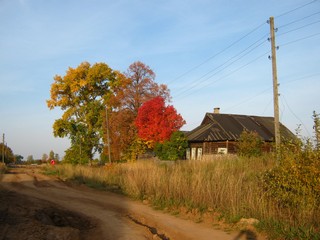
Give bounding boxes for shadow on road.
[234,229,257,240]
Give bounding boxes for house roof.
[186,113,295,142]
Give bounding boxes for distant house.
[185,108,295,160]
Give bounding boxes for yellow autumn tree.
[47,62,123,163]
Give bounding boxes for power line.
[169,1,319,86]
[166,21,267,85]
[280,32,320,46]
[278,10,320,29]
[225,73,320,114]
[225,87,272,112]
[281,72,320,85]
[281,95,312,138]
[277,19,320,37]
[224,73,320,113]
[275,0,319,18]
[173,35,268,98]
[175,50,270,101]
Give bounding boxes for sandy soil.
[0,166,263,240]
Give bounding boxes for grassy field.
[44,154,319,239]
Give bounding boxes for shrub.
[263,142,320,210]
[237,130,263,157]
[154,131,188,160]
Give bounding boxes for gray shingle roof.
[186,113,295,142]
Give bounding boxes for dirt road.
[0,166,261,240]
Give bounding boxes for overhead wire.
[225,72,320,112]
[166,21,267,85]
[224,87,272,112]
[175,50,270,102]
[173,3,320,100]
[219,12,320,110]
[281,95,312,138]
[277,19,320,37]
[280,32,320,46]
[170,0,320,112]
[275,0,319,18]
[173,34,269,98]
[277,10,320,28]
[281,72,320,85]
[174,44,268,99]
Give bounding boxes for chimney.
[214,107,220,114]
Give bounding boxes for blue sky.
[1,0,319,159]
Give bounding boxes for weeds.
[45,154,319,239]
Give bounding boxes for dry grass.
[49,156,277,218]
[46,155,319,239]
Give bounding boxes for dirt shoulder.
[0,166,264,240]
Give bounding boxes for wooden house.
[185,108,295,160]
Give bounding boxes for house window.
[197,148,203,160]
[191,148,197,160]
[217,148,228,154]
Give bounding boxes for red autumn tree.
[104,62,171,161]
[135,96,186,145]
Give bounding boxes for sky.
[1,0,319,160]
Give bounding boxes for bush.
[154,131,188,160]
[263,143,320,211]
[237,130,263,157]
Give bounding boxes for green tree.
[237,130,263,157]
[54,153,60,161]
[63,145,90,165]
[47,62,121,163]
[154,131,188,160]
[14,154,23,163]
[49,150,54,160]
[27,155,34,163]
[41,153,48,162]
[0,143,15,164]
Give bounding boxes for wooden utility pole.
[269,16,281,160]
[105,106,112,163]
[2,133,4,164]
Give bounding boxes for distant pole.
[269,16,281,160]
[2,133,4,164]
[105,105,112,163]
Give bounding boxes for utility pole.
[105,106,112,163]
[2,133,5,164]
[269,16,281,160]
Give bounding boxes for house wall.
[188,141,273,160]
[188,141,236,160]
[188,142,203,160]
[203,141,237,154]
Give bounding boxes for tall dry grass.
[47,155,319,239]
[49,156,277,218]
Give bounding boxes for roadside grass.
[43,155,320,239]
